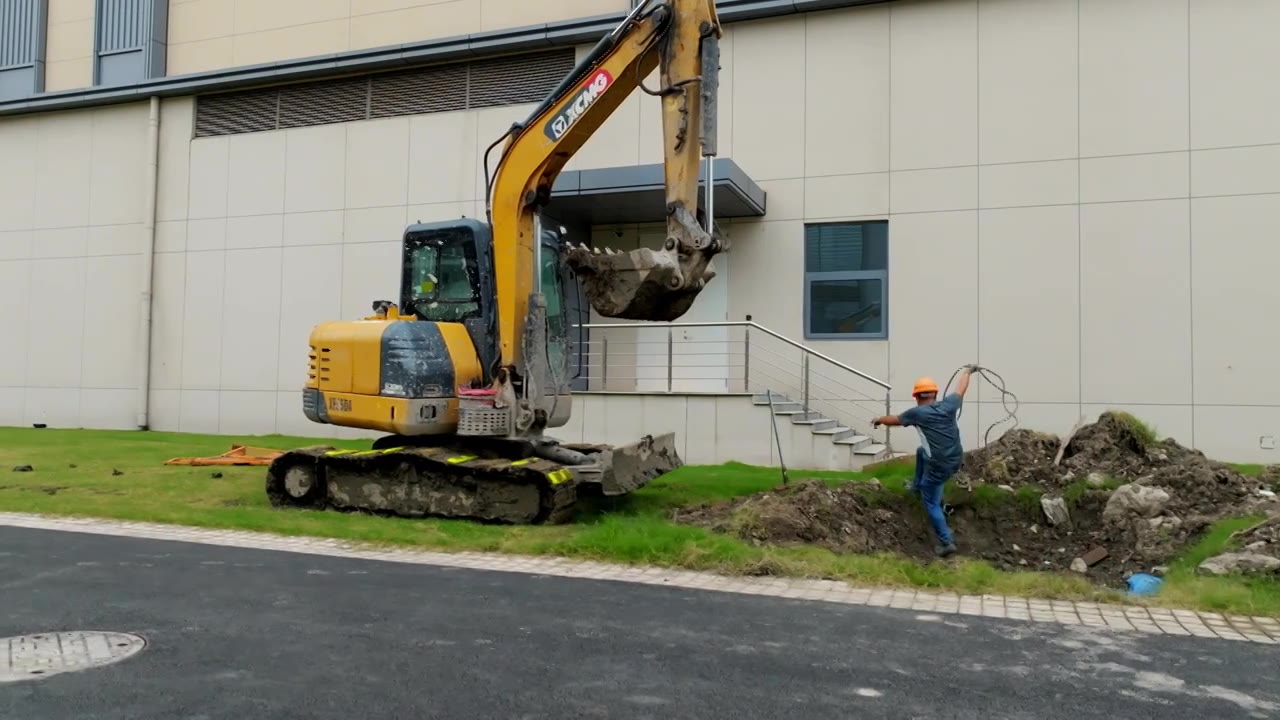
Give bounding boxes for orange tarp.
[165,444,284,467]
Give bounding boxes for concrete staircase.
[752,391,893,471]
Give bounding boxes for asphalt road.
[1,526,1277,720]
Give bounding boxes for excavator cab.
[397,217,577,399]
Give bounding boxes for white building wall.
[4,0,1280,464]
[0,102,150,430]
[722,0,1280,464]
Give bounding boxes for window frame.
[802,220,889,341]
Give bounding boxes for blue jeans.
[913,447,956,547]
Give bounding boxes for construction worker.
[872,365,976,558]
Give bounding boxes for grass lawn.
[0,427,1276,617]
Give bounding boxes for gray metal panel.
[93,0,164,84]
[0,66,35,99]
[98,48,143,85]
[1,0,894,116]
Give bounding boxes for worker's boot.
[935,543,957,558]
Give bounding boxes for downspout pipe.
[137,95,160,430]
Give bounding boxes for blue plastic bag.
[1127,573,1163,596]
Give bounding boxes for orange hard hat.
[912,376,939,397]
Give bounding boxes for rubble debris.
[111,469,123,476]
[12,465,33,472]
[1070,558,1088,574]
[1040,496,1070,526]
[674,411,1276,588]
[1103,485,1171,522]
[1082,546,1109,566]
[1197,552,1280,577]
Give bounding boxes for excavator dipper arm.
[486,0,723,378]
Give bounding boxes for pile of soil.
[1235,517,1280,559]
[673,412,1280,586]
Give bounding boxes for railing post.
[802,352,810,412]
[667,326,674,393]
[884,390,892,446]
[602,335,609,391]
[742,324,751,394]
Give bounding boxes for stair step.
[835,435,872,447]
[753,394,793,405]
[792,415,830,425]
[812,426,851,435]
[854,443,888,456]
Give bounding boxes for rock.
[211,472,224,479]
[111,469,123,476]
[1104,484,1171,523]
[1151,565,1169,577]
[1029,525,1039,534]
[1082,546,1109,566]
[1086,472,1108,488]
[12,465,32,472]
[1012,544,1021,552]
[1146,515,1183,532]
[1197,552,1280,577]
[997,484,1015,492]
[1246,541,1268,551]
[1040,496,1070,526]
[1070,558,1088,574]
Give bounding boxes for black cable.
[944,365,1020,445]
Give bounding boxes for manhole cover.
[1,632,146,683]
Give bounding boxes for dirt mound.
[1234,517,1280,559]
[955,429,1061,488]
[674,412,1279,586]
[672,480,923,555]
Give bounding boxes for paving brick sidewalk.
[1,511,1276,644]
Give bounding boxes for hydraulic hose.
[944,364,1020,445]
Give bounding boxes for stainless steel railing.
[573,320,894,446]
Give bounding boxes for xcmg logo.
[544,69,614,141]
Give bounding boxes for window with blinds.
[194,49,575,138]
[0,0,45,100]
[803,221,889,340]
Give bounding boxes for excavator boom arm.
[486,0,723,371]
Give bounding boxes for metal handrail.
[577,319,895,448]
[580,320,891,390]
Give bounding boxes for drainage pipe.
[136,95,160,430]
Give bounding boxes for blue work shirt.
[899,393,964,466]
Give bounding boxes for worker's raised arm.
[954,368,972,397]
[872,415,903,428]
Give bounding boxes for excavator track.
[265,444,579,525]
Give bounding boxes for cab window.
[405,231,481,323]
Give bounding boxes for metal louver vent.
[279,77,369,128]
[371,63,468,118]
[193,49,576,138]
[468,52,575,109]
[195,90,278,137]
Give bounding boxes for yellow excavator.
[265,0,725,524]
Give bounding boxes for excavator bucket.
[563,432,683,496]
[564,245,711,322]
